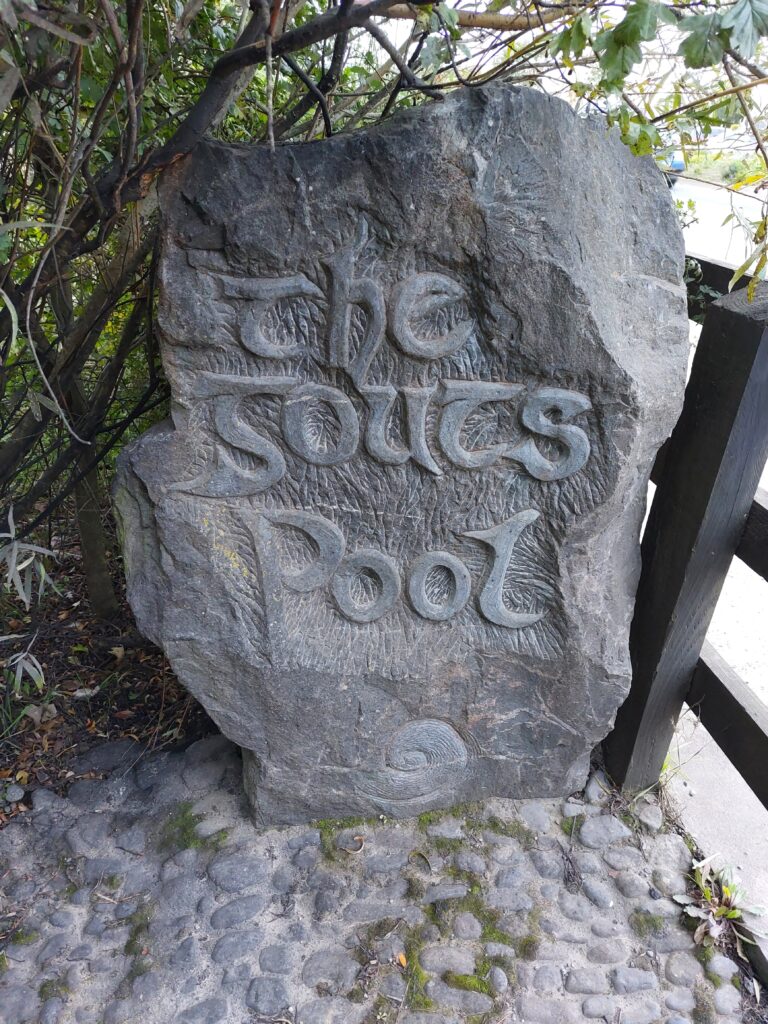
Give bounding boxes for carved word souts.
[252,507,543,629]
[188,373,591,497]
[184,268,593,497]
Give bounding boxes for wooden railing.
[604,255,768,810]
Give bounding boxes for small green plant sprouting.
[675,859,766,958]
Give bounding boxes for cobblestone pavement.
[0,734,751,1024]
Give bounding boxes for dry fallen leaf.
[397,953,407,968]
[110,645,125,661]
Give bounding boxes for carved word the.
[223,268,476,383]
[252,507,543,629]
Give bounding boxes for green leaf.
[437,2,459,32]
[594,31,643,83]
[721,0,768,57]
[678,13,728,68]
[614,0,663,45]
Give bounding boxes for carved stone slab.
[114,85,689,824]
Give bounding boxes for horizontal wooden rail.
[687,641,768,812]
[738,487,768,582]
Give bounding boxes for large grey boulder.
[114,84,688,824]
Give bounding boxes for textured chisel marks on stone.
[360,719,475,805]
[114,83,689,824]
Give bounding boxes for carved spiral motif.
[386,719,469,773]
[360,718,473,804]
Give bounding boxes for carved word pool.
[115,85,689,824]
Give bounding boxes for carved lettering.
[261,510,346,592]
[175,374,296,496]
[507,387,592,481]
[390,272,474,360]
[331,549,401,623]
[221,274,324,357]
[324,249,386,385]
[408,551,471,622]
[439,381,524,469]
[361,384,441,475]
[282,383,360,466]
[464,510,543,629]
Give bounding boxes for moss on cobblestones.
[431,836,463,854]
[512,907,542,960]
[347,983,366,1002]
[630,909,665,938]
[442,970,493,996]
[417,803,481,832]
[0,952,8,973]
[403,925,434,1010]
[482,815,535,850]
[404,873,425,901]
[124,904,152,957]
[560,814,585,837]
[159,801,227,852]
[39,976,70,1000]
[692,980,717,1024]
[476,952,516,986]
[10,927,39,945]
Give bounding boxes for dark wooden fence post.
[604,285,768,793]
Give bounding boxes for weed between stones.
[38,976,70,1000]
[0,952,8,973]
[124,904,152,957]
[476,952,516,985]
[630,909,665,938]
[560,814,585,837]
[403,926,433,1011]
[432,836,463,854]
[692,979,717,1024]
[416,803,483,832]
[158,801,227,852]
[442,970,493,997]
[361,994,397,1024]
[10,928,39,945]
[481,815,536,851]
